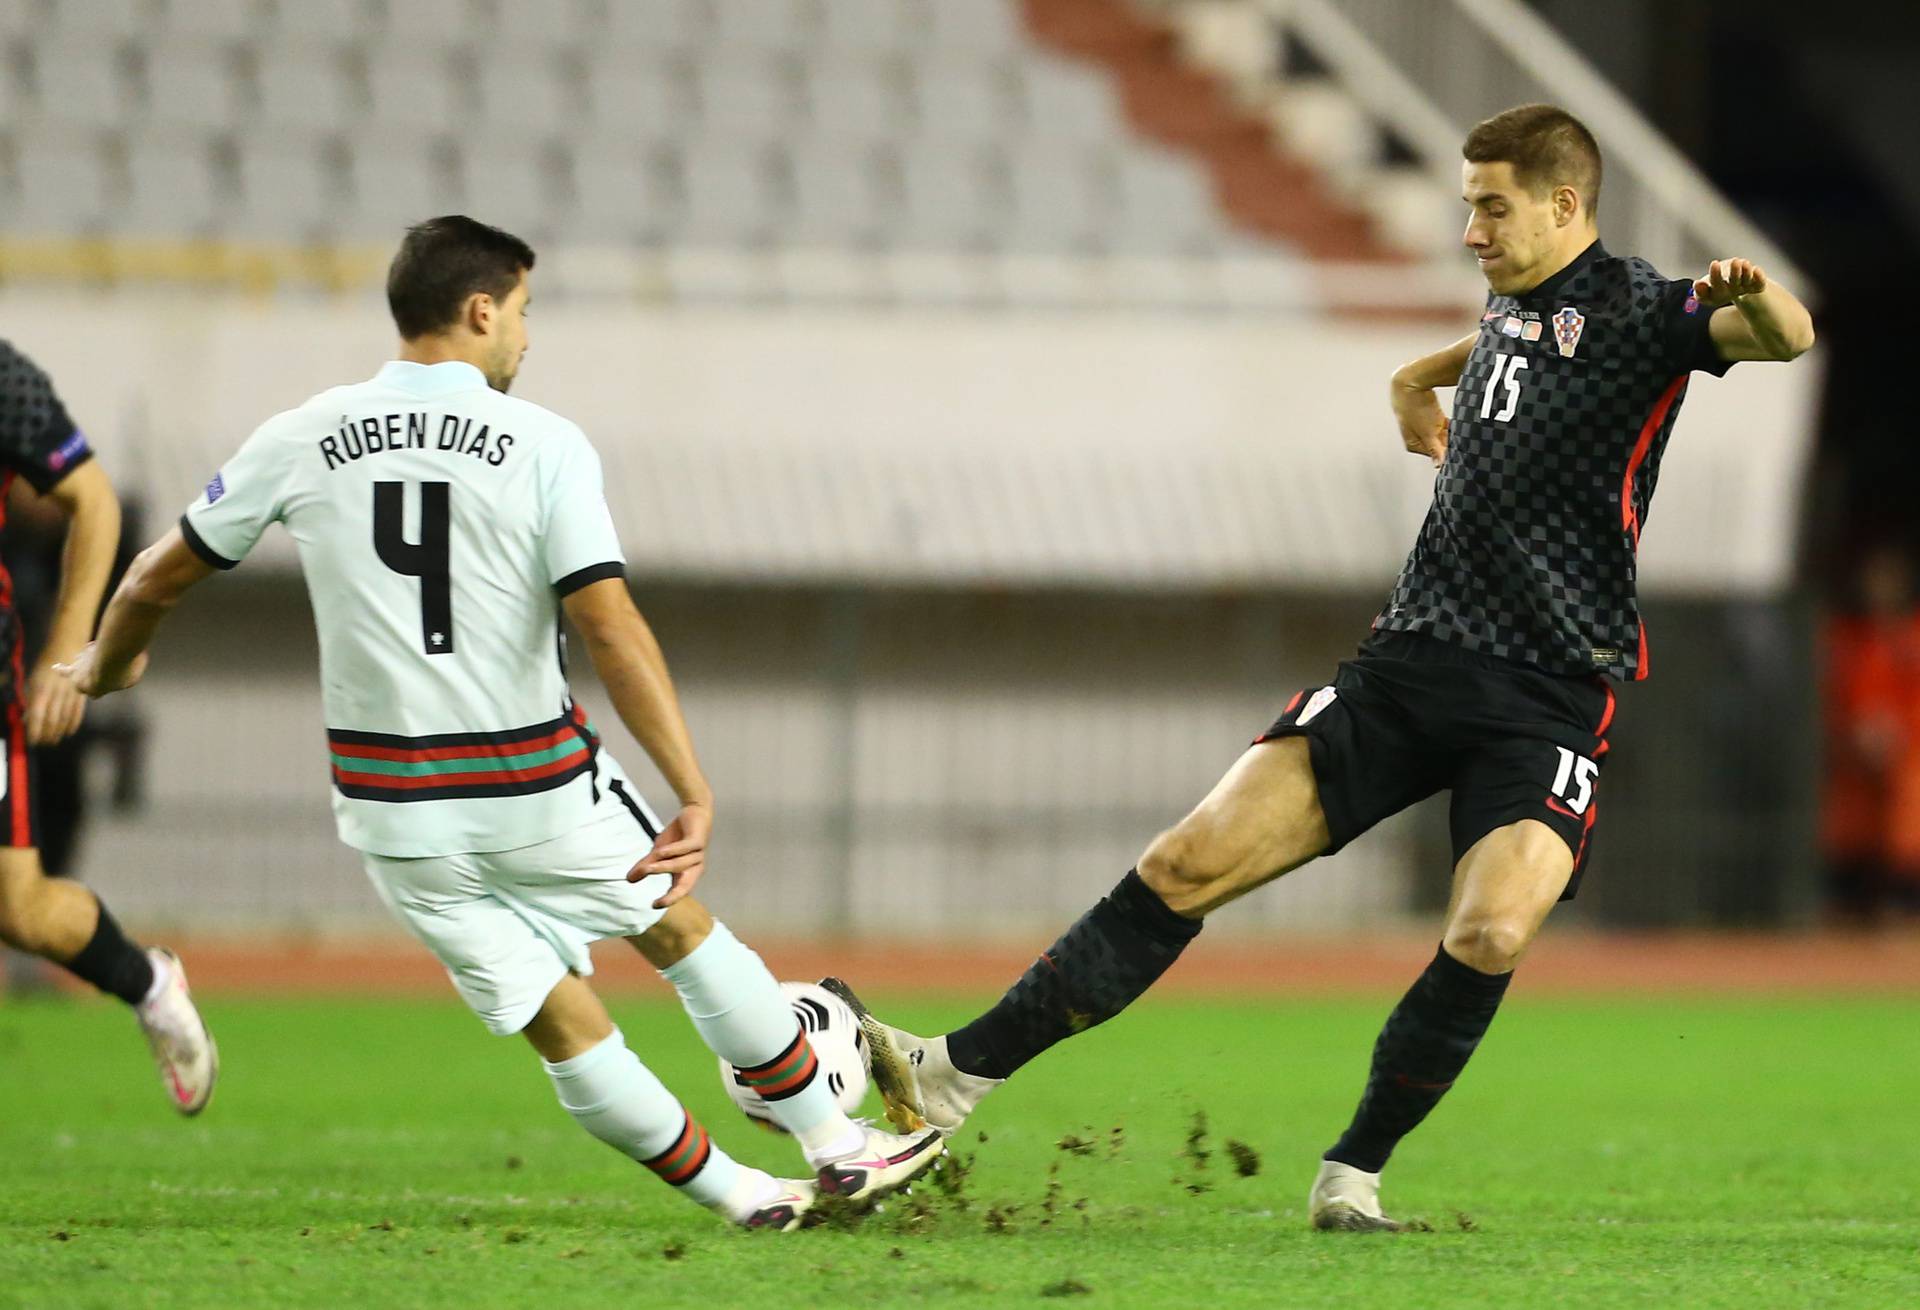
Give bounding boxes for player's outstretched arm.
[56,526,216,700]
[1389,332,1476,465]
[1696,258,1816,362]
[25,461,121,744]
[562,578,715,907]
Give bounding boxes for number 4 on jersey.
[373,481,454,655]
[1480,355,1528,423]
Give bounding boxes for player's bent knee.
[1137,825,1241,915]
[1443,917,1535,974]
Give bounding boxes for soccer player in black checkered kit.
[827,105,1816,1229]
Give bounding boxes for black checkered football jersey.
[0,338,92,497]
[1374,242,1734,681]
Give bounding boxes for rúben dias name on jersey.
[320,412,515,471]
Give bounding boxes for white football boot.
[814,1122,945,1207]
[741,1178,818,1232]
[819,977,1002,1136]
[134,948,219,1116]
[1308,1159,1402,1232]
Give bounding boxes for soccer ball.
[719,981,871,1131]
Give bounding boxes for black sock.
[1325,944,1512,1173]
[946,870,1201,1080]
[59,901,156,1006]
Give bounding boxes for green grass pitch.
[2,991,1915,1308]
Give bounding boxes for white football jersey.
[183,360,647,857]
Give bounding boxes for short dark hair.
[1462,104,1603,217]
[386,215,536,340]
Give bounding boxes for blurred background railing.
[5,0,1906,940]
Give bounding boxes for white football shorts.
[361,805,672,1036]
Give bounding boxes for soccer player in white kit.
[60,217,941,1230]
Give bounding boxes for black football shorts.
[1256,631,1615,899]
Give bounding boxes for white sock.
[542,1028,771,1220]
[661,922,864,1166]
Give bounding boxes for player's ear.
[1552,183,1580,228]
[464,291,496,336]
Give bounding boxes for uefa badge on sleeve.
[1552,307,1586,358]
[206,472,226,504]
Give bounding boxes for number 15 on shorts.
[1550,746,1598,815]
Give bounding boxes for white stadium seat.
[230,134,339,240]
[673,137,783,245]
[43,0,151,40]
[924,0,1024,58]
[376,0,478,42]
[783,136,892,246]
[267,0,369,42]
[1111,147,1221,251]
[894,146,1000,248]
[567,141,678,244]
[485,0,595,51]
[453,140,564,240]
[690,52,803,140]
[814,0,922,55]
[601,0,709,51]
[707,0,816,54]
[801,55,909,142]
[1002,142,1109,252]
[470,48,575,142]
[142,40,247,133]
[909,62,1020,146]
[115,129,225,236]
[340,141,454,238]
[28,38,134,131]
[252,44,358,135]
[6,131,117,232]
[162,0,262,43]
[582,53,695,145]
[363,49,463,137]
[1018,57,1122,146]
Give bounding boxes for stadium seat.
[4,130,117,233]
[782,137,893,247]
[581,53,695,147]
[1017,57,1123,147]
[893,146,1001,249]
[672,137,785,246]
[363,49,464,138]
[115,129,225,237]
[252,44,358,136]
[484,0,594,51]
[566,142,677,245]
[706,0,817,54]
[1001,142,1109,252]
[376,0,478,42]
[229,134,340,240]
[923,0,1026,59]
[452,140,564,242]
[161,0,262,43]
[814,0,923,55]
[267,0,369,43]
[26,38,134,131]
[43,0,151,40]
[1110,146,1222,251]
[601,0,709,52]
[908,62,1021,147]
[141,39,247,134]
[800,56,910,143]
[469,48,576,143]
[0,0,43,43]
[340,141,455,239]
[690,52,805,141]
